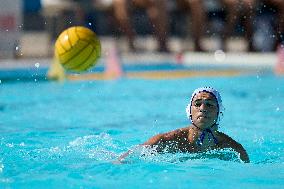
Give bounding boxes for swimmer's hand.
[111,155,132,165]
[112,153,130,164]
[112,160,123,164]
[114,145,143,164]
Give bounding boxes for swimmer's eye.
[194,101,202,107]
[205,102,214,107]
[193,100,217,107]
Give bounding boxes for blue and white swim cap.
[185,87,224,124]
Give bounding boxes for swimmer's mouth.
[198,115,209,119]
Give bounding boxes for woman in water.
[119,87,249,163]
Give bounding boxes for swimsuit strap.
[205,128,219,145]
[193,124,219,145]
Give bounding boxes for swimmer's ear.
[217,111,224,126]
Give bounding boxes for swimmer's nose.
[199,104,207,112]
[200,109,207,113]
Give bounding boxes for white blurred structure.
[0,0,22,58]
[41,0,77,56]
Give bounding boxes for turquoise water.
[0,74,283,188]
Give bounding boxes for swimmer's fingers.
[116,145,143,163]
[112,159,132,164]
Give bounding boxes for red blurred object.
[175,52,184,64]
[104,46,123,79]
[275,45,284,75]
[0,15,15,31]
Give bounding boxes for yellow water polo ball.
[54,26,101,72]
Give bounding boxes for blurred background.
[0,0,283,59]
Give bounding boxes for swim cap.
[185,87,224,125]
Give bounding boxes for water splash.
[64,133,120,161]
[253,134,265,145]
[121,146,241,164]
[0,162,3,173]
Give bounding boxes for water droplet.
[35,62,40,68]
[214,50,226,62]
[15,46,19,51]
[88,22,92,26]
[34,79,37,82]
[0,164,4,173]
[7,143,14,147]
[0,80,1,84]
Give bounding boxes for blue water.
[0,74,283,188]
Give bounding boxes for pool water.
[0,74,283,188]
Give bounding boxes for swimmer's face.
[190,92,218,129]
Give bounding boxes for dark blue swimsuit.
[193,124,219,145]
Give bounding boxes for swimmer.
[118,87,249,163]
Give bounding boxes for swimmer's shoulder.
[215,131,232,143]
[162,126,189,140]
[215,131,228,138]
[144,126,190,145]
[215,131,243,148]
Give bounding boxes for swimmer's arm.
[231,142,250,163]
[143,133,164,145]
[116,144,144,163]
[116,134,164,163]
[117,128,188,163]
[117,134,165,162]
[143,127,189,146]
[219,133,250,163]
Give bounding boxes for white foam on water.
[0,163,3,173]
[6,143,14,148]
[67,133,120,161]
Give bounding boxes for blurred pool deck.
[0,32,278,82]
